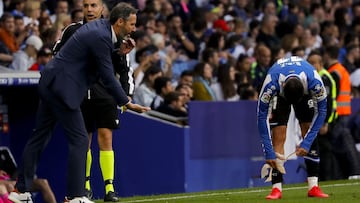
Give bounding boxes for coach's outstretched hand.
[126,102,151,113]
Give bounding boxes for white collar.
[111,26,117,44]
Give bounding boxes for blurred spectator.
[172,69,194,88]
[225,34,245,60]
[72,0,84,11]
[151,76,173,110]
[172,0,193,24]
[150,33,174,78]
[256,14,279,51]
[292,46,306,59]
[154,17,170,45]
[255,0,277,22]
[211,62,239,101]
[0,12,19,53]
[192,62,216,101]
[38,16,52,35]
[230,17,247,39]
[250,43,272,92]
[223,14,236,33]
[238,84,258,100]
[155,91,188,117]
[279,1,300,24]
[338,31,359,63]
[322,0,338,21]
[206,31,231,64]
[137,14,156,35]
[351,69,360,98]
[167,14,195,61]
[320,20,339,46]
[50,0,69,24]
[0,147,56,203]
[40,27,60,48]
[129,30,152,70]
[300,26,322,58]
[184,15,207,60]
[159,0,174,19]
[235,54,252,87]
[213,19,231,33]
[247,19,260,44]
[9,0,25,17]
[281,34,300,58]
[270,45,285,64]
[232,0,249,22]
[133,65,163,107]
[71,9,83,23]
[334,7,351,41]
[352,17,360,36]
[175,83,193,109]
[342,43,360,74]
[9,35,43,71]
[53,13,71,33]
[201,47,220,79]
[0,40,12,67]
[352,2,360,20]
[23,0,41,26]
[134,44,161,87]
[39,2,50,20]
[291,22,305,40]
[28,45,52,71]
[141,0,161,19]
[13,15,28,45]
[303,3,325,28]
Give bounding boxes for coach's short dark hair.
[109,2,137,24]
[283,77,304,104]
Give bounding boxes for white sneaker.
[8,192,33,203]
[67,197,94,203]
[348,175,360,180]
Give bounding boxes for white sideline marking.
[120,182,360,203]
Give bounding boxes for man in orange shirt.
[323,45,360,179]
[0,13,19,54]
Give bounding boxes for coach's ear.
[117,18,125,27]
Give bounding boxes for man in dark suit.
[14,3,150,203]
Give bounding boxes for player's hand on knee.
[266,159,277,169]
[319,124,328,135]
[295,147,308,156]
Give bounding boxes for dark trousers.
[16,84,88,198]
[318,134,338,180]
[330,116,360,179]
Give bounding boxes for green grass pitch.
[94,179,360,202]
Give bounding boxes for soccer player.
[257,56,329,199]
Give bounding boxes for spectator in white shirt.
[9,35,42,71]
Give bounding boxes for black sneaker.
[104,191,119,202]
[85,189,93,200]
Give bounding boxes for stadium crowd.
[1,0,360,189]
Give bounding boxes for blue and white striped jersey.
[257,56,327,160]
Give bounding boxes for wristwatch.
[180,35,186,41]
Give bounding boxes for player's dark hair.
[283,77,304,104]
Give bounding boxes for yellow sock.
[85,149,92,190]
[100,150,115,193]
